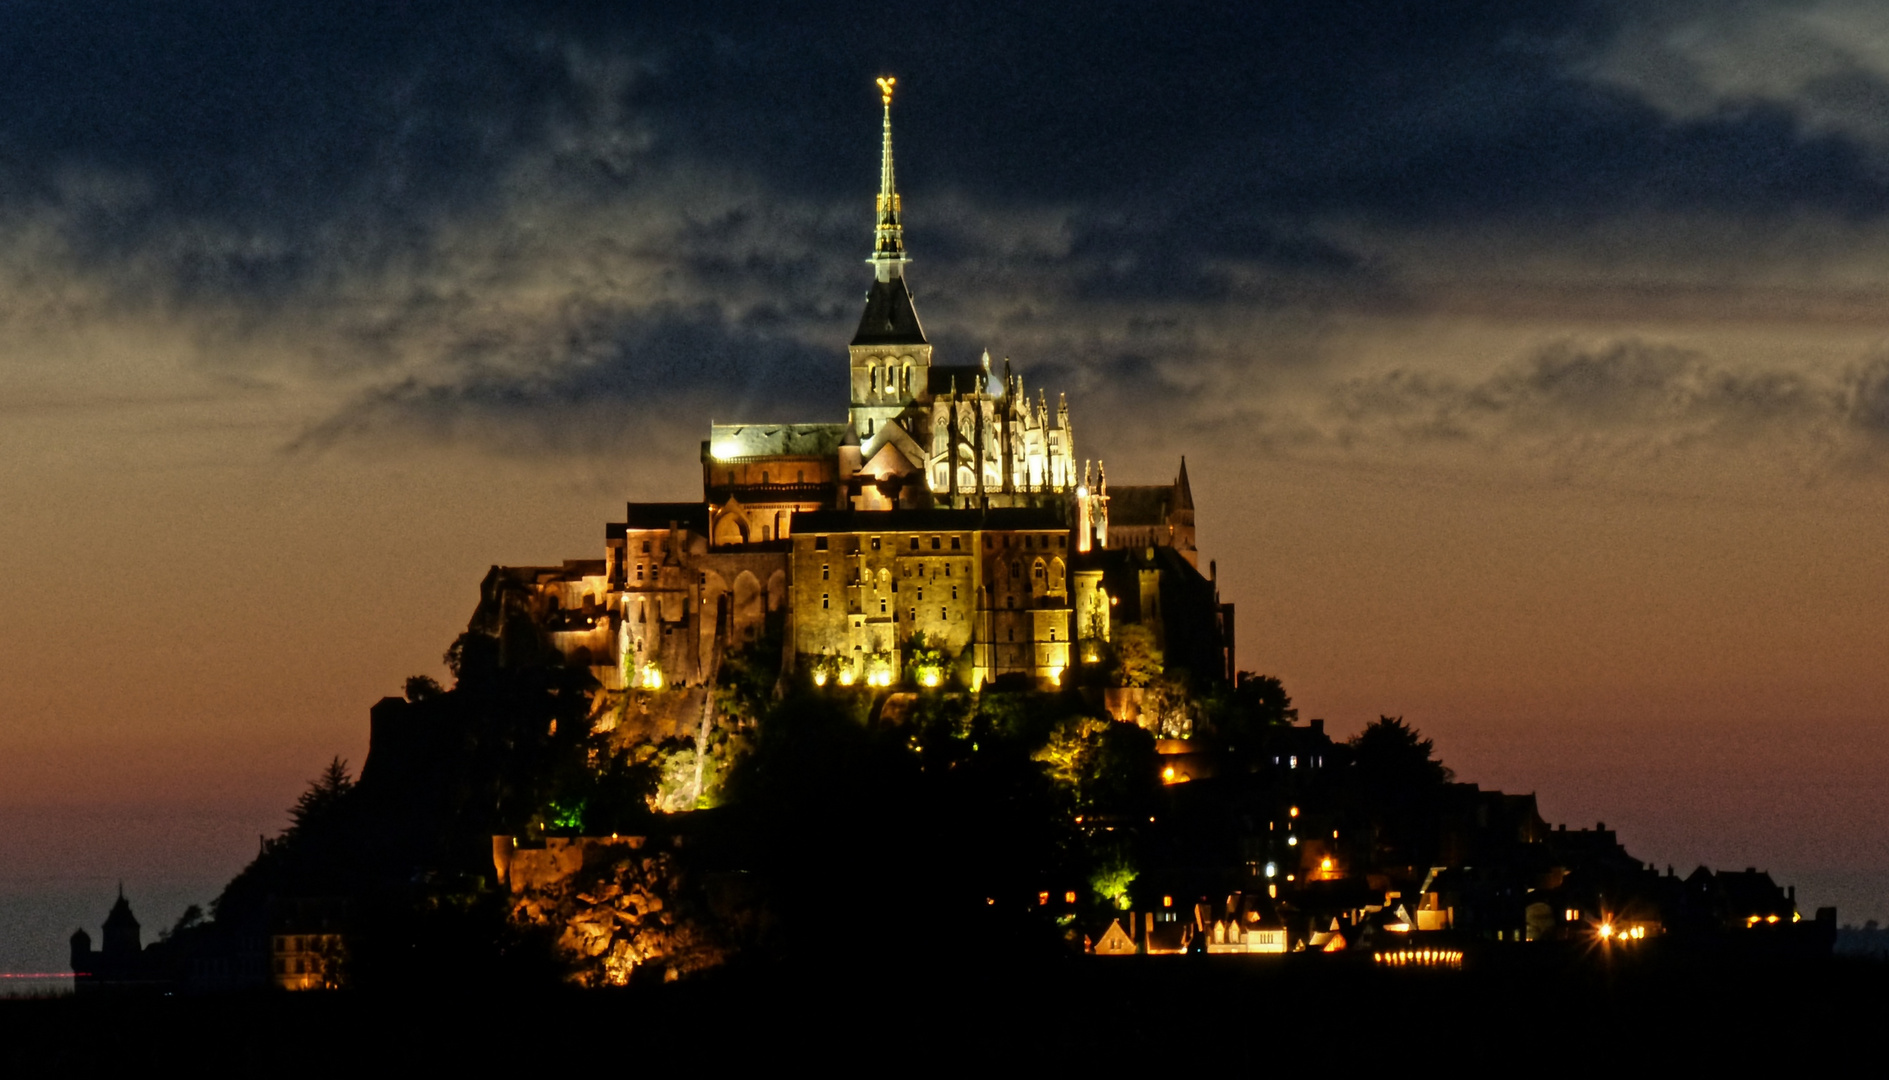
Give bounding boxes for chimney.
[1597,822,1605,831]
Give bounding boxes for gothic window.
[879,568,889,583]
[871,367,879,392]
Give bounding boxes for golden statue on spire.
[876,76,896,105]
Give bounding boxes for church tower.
[847,77,934,480]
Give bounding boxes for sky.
[5,1,1889,970]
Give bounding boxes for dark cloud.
[289,303,832,455]
[9,2,1889,467]
[1306,339,1889,473]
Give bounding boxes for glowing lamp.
[1287,835,1298,846]
[1264,862,1277,878]
[1289,806,1299,818]
[921,670,940,687]
[711,442,742,460]
[813,671,827,686]
[1319,857,1333,872]
[838,669,856,687]
[1598,923,1614,939]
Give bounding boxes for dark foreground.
[5,947,1883,1066]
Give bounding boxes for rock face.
[498,836,730,987]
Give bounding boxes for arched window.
[871,367,879,392]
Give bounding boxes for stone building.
[475,85,1232,696]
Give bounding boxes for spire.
[851,77,928,348]
[871,76,906,281]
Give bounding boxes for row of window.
[810,533,1065,552]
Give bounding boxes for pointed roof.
[1174,457,1194,510]
[104,889,138,931]
[852,274,927,346]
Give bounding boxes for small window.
[950,536,961,550]
[822,593,830,609]
[640,540,651,553]
[636,565,644,581]
[822,564,830,580]
[871,537,882,551]
[984,536,993,549]
[951,585,958,599]
[941,607,948,619]
[815,536,828,551]
[931,536,941,549]
[1057,535,1066,548]
[910,537,919,550]
[944,565,951,577]
[909,607,916,621]
[1050,628,1057,641]
[880,598,888,614]
[916,588,923,601]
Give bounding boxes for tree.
[1107,625,1163,688]
[1348,716,1452,791]
[287,757,356,840]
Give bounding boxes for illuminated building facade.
[475,83,1231,693]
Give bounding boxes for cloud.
[1291,339,1889,478]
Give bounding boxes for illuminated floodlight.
[1264,862,1277,878]
[711,442,742,460]
[1047,666,1064,686]
[813,671,827,687]
[1287,835,1298,846]
[1320,857,1333,872]
[920,669,940,688]
[838,669,856,687]
[1598,923,1614,940]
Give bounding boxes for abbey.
[476,84,1232,695]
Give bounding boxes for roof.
[619,502,711,533]
[927,364,1002,396]
[104,893,139,931]
[793,506,1069,534]
[706,423,847,459]
[851,274,928,347]
[1106,485,1175,527]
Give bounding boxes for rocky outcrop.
[499,837,731,986]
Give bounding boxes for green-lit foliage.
[1107,624,1163,688]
